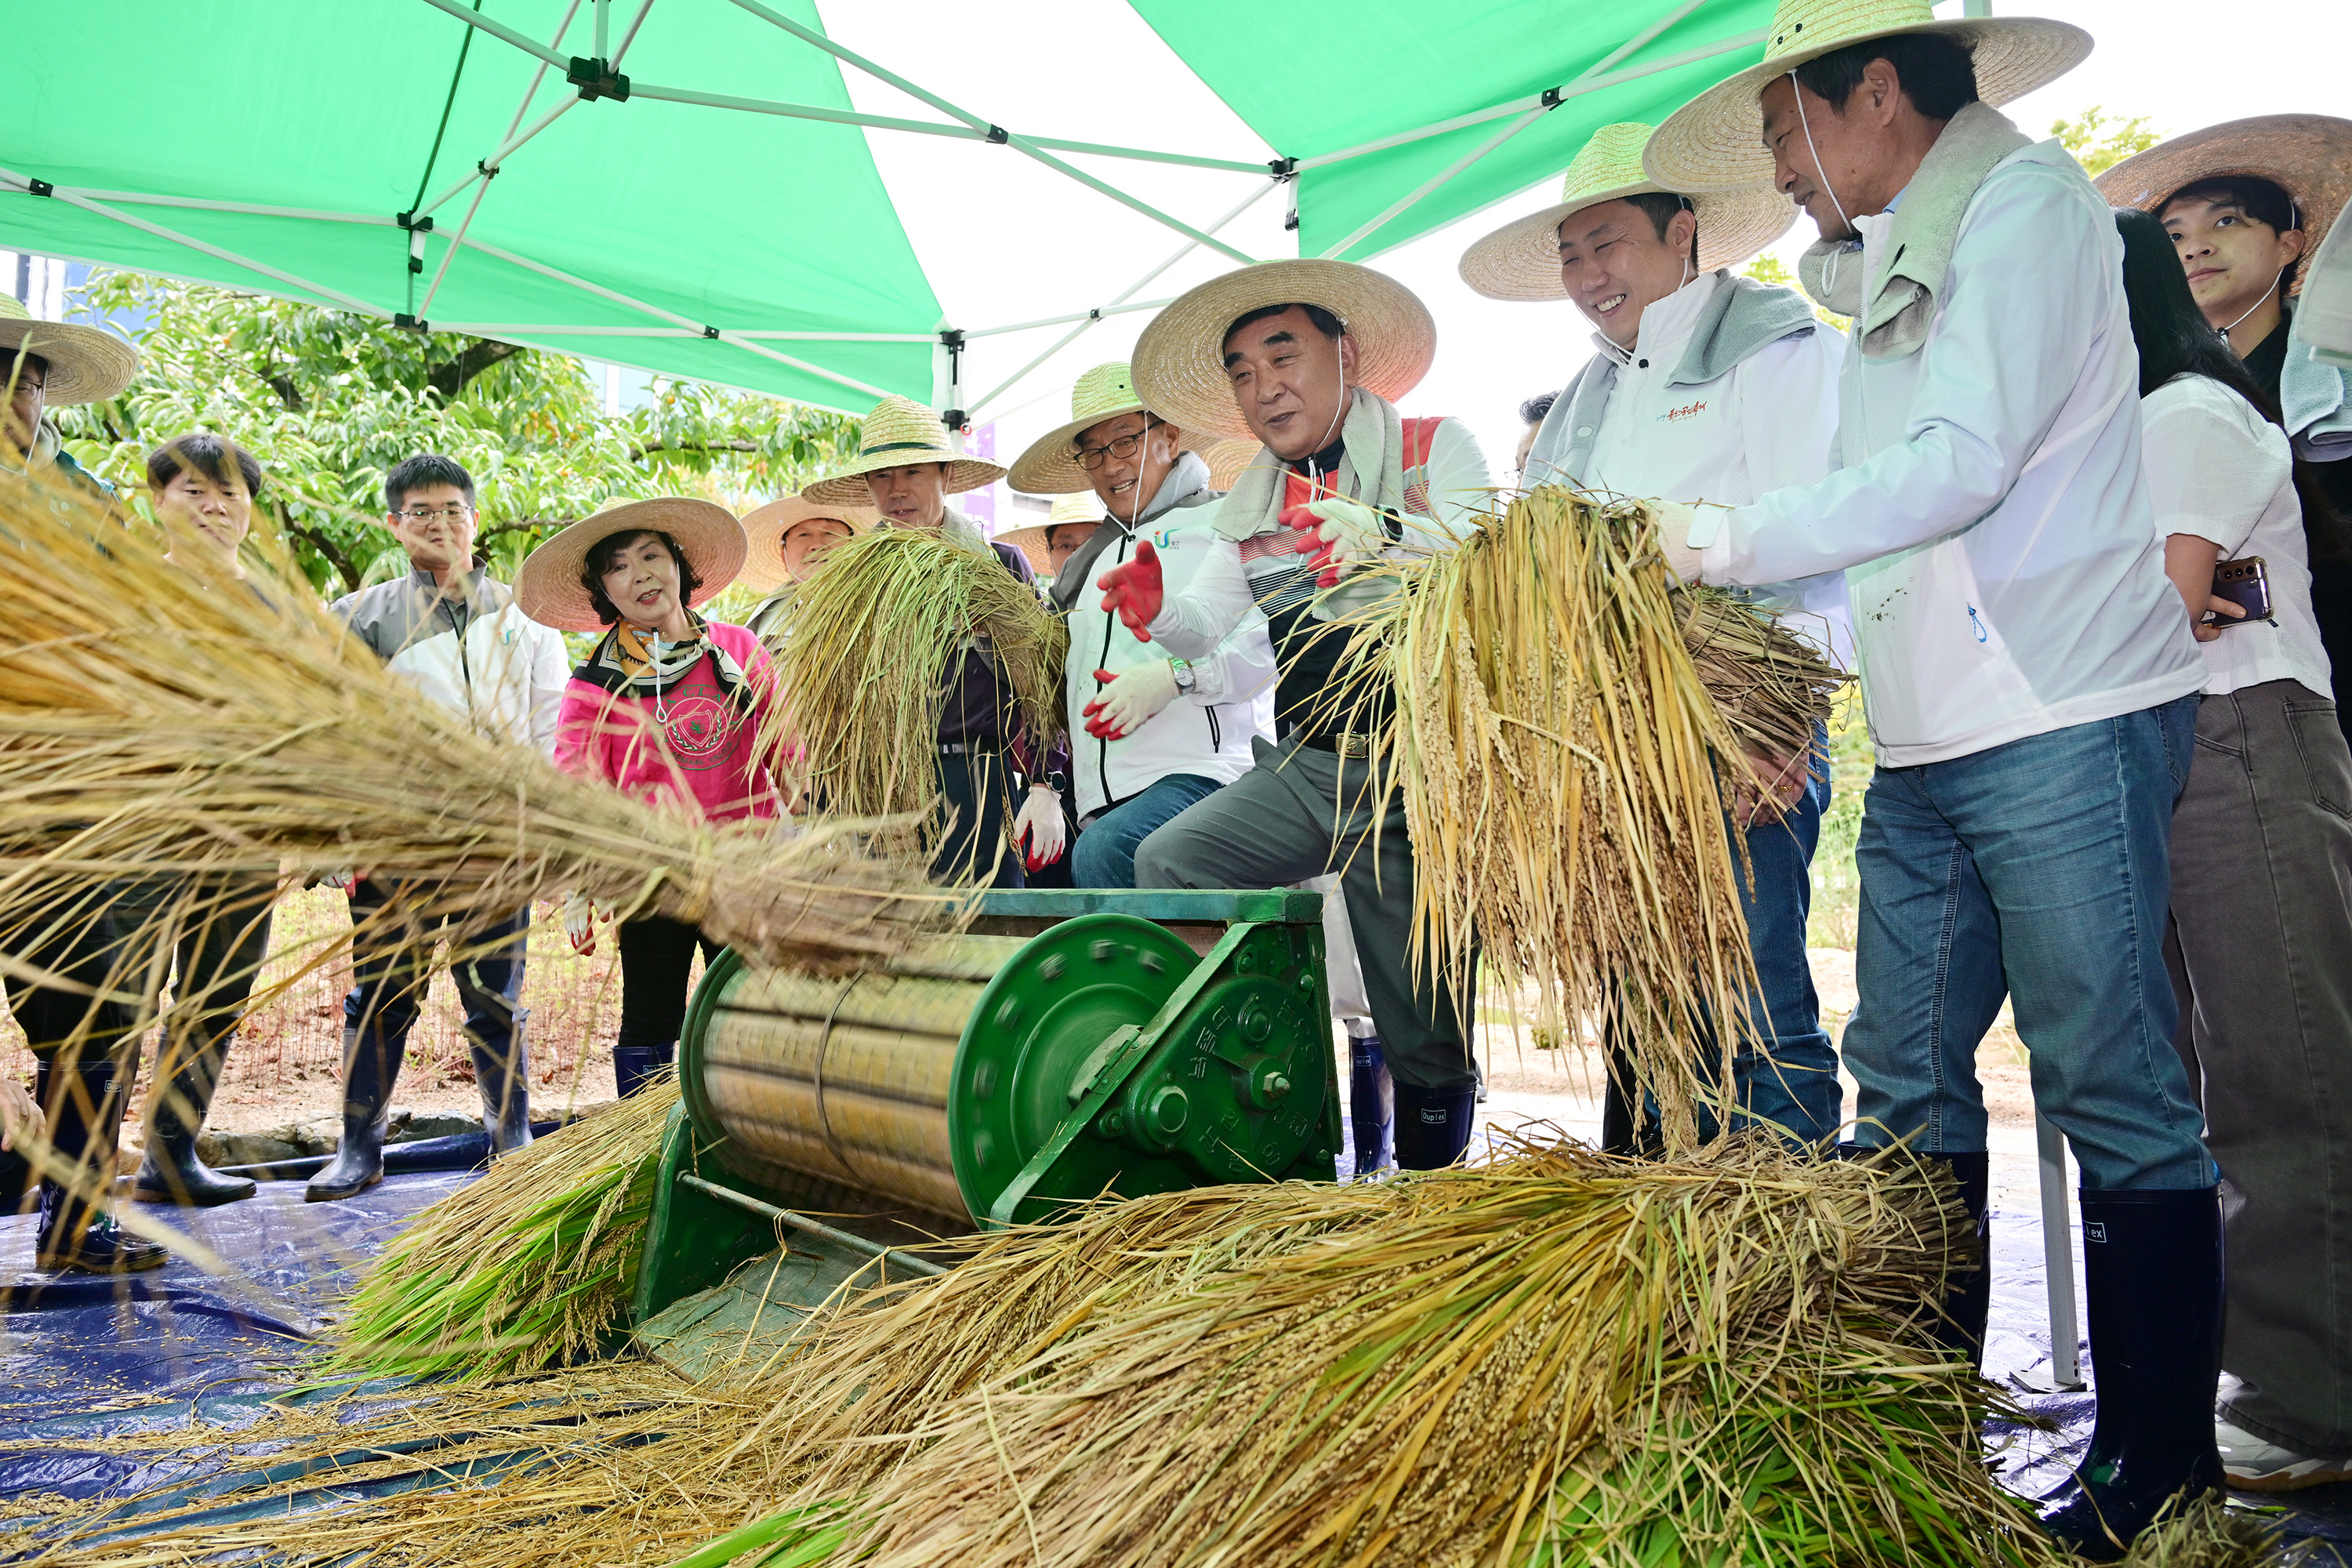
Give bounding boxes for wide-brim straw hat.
[1203,437,1266,491]
[801,394,1007,506]
[1642,0,2092,192]
[516,496,749,633]
[735,493,877,593]
[996,492,1108,575]
[0,294,139,405]
[1461,122,1798,299]
[1131,259,1436,441]
[1007,361,1214,495]
[2095,114,2352,295]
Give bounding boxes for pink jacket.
[553,619,782,824]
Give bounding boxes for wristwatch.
[1169,657,1196,694]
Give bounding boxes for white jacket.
[1529,269,1849,666]
[1695,141,2205,766]
[332,564,571,755]
[1065,456,1277,820]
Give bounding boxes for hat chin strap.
[1790,72,1857,238]
[2220,273,2281,345]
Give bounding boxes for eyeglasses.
[393,504,474,522]
[1076,430,1148,471]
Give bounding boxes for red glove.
[1279,500,1345,587]
[1097,539,1164,641]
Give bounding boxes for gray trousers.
[1133,735,1477,1092]
[2167,677,2352,1454]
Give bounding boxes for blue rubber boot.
[613,1044,666,1098]
[1348,1033,1394,1177]
[1392,1082,1477,1171]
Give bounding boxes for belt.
[1297,731,1374,758]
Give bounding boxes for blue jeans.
[1073,773,1225,888]
[1726,725,1839,1142]
[1843,699,2213,1190]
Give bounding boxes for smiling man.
[1464,121,1839,1151]
[1109,260,1492,1170]
[803,395,1069,887]
[1646,2,2217,1555]
[1006,362,1274,888]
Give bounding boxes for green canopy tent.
[2,0,1782,419]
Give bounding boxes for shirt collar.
[1587,269,1725,370]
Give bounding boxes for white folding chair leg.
[2037,1109,2086,1390]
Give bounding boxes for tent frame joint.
[567,55,631,102]
[1267,157,1297,181]
[1541,85,1563,108]
[25,180,53,199]
[701,325,720,339]
[393,313,430,333]
[985,125,1011,146]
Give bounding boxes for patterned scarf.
[586,612,748,710]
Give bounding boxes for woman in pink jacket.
[517,498,779,1097]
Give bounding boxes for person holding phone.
[2115,204,2352,1494]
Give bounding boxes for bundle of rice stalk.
[734,1142,2045,1568]
[325,1076,682,1382]
[1331,485,1820,1149]
[0,471,948,1024]
[768,525,1067,821]
[1673,583,1848,769]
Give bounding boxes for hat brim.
[800,453,1007,506]
[2095,114,2352,289]
[736,495,877,593]
[0,318,140,405]
[1005,405,1214,495]
[1459,182,1799,300]
[1131,260,1436,441]
[516,498,750,633]
[1643,17,2094,193]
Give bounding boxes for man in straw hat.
[2101,112,2352,1494]
[804,394,1069,887]
[738,494,875,646]
[1642,3,2219,1551]
[2102,114,2352,752]
[0,293,136,503]
[995,492,1110,588]
[1467,119,1844,1150]
[1007,363,1275,889]
[1105,260,1492,1170]
[309,454,570,1203]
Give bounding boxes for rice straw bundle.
[1341,485,1815,1149]
[1674,583,1848,767]
[768,526,1067,819]
[325,1076,682,1381]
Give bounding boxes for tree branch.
[428,339,523,402]
[628,437,759,462]
[285,518,362,595]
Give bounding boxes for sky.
[812,0,2352,521]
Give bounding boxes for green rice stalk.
[768,527,1067,823]
[324,1076,682,1382]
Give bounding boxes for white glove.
[320,869,357,891]
[1081,660,1180,739]
[1649,499,1711,586]
[1306,496,1389,579]
[564,891,601,955]
[1011,786,1067,873]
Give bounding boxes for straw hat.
[1006,361,1214,495]
[1460,122,1798,300]
[1131,259,1436,440]
[515,497,749,633]
[1203,437,1265,491]
[1642,0,2092,192]
[0,294,139,405]
[735,493,877,593]
[800,394,1007,506]
[996,492,1108,576]
[2095,114,2352,294]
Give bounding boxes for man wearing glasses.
[1006,361,1274,888]
[310,454,569,1202]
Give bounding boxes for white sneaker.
[2215,1417,2352,1491]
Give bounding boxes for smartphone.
[2208,557,2272,630]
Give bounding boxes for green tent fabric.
[1131,0,1774,263]
[0,0,939,412]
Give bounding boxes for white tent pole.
[416,174,493,318]
[498,0,582,140]
[1318,107,1545,260]
[626,85,996,143]
[430,324,932,341]
[1577,0,1713,89]
[963,298,1175,339]
[0,164,385,315]
[593,0,610,60]
[1297,26,1767,171]
[0,185,391,225]
[415,0,570,67]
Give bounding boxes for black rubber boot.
[614,1044,666,1098]
[470,1036,533,1158]
[1348,1033,1395,1177]
[1923,1151,1991,1367]
[34,1051,167,1274]
[133,1029,256,1207]
[307,1025,401,1203]
[1392,1081,1477,1171]
[2036,1185,2227,1561]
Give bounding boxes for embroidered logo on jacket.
[1655,400,1709,423]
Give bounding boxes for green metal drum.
[675,894,1342,1232]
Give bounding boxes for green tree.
[1740,252,1850,332]
[50,271,860,593]
[2050,106,2162,178]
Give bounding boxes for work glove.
[1097,539,1164,641]
[1082,660,1179,739]
[564,891,601,956]
[1011,785,1067,873]
[318,869,358,892]
[1302,495,1389,586]
[1648,499,1711,586]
